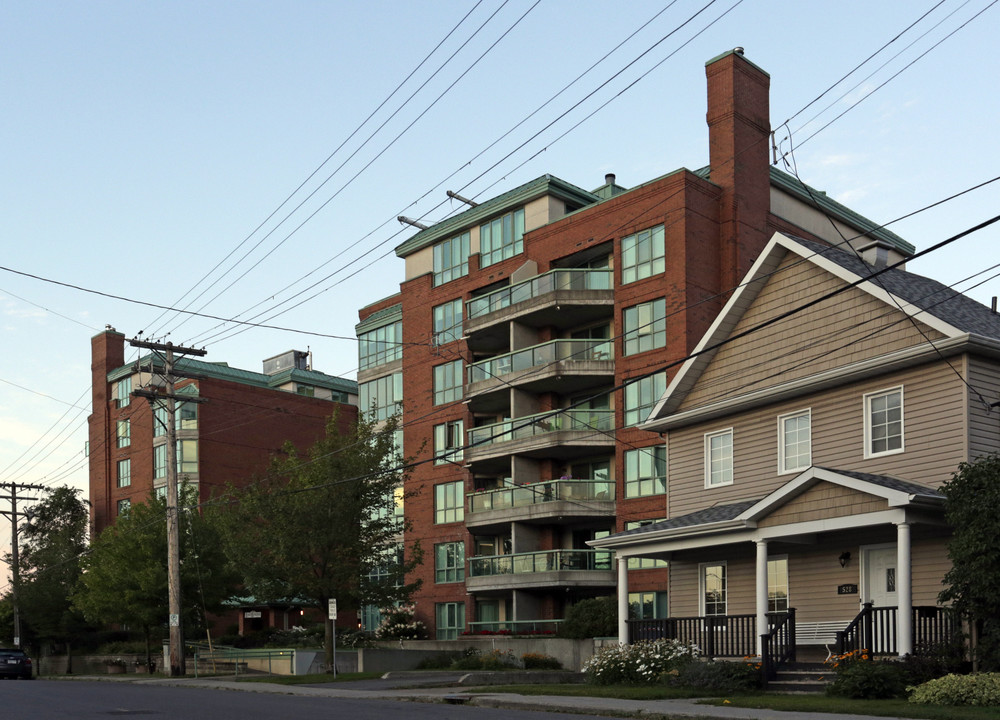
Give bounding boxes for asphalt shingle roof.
[815,467,944,499]
[613,499,760,539]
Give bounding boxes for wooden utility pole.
[0,481,46,648]
[130,338,206,677]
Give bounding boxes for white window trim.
[776,409,811,475]
[863,386,905,459]
[698,561,727,617]
[767,554,790,613]
[704,428,734,488]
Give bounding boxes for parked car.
[0,649,32,679]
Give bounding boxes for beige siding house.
[592,232,1000,662]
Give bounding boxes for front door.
[865,547,898,607]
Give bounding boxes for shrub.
[899,639,969,686]
[451,648,519,670]
[338,628,376,648]
[673,659,762,692]
[522,652,562,670]
[825,650,908,699]
[582,639,699,685]
[558,596,617,639]
[909,673,1000,706]
[374,605,427,640]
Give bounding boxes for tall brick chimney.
[89,328,125,533]
[705,48,771,290]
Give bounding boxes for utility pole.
[0,481,46,648]
[130,338,206,677]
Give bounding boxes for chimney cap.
[734,46,744,55]
[605,172,616,186]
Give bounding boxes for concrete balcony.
[467,549,616,593]
[464,269,614,353]
[466,479,615,531]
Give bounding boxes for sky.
[2,0,999,567]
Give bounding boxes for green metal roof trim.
[107,354,357,394]
[355,302,403,335]
[704,49,770,77]
[394,174,600,258]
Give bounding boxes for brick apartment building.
[89,329,358,536]
[355,49,914,639]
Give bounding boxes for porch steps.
[768,662,831,694]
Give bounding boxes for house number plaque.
[837,584,858,594]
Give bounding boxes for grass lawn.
[235,672,383,685]
[480,684,1000,719]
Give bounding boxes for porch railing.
[760,609,796,684]
[837,603,958,657]
[627,614,758,659]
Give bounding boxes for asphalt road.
[0,679,610,720]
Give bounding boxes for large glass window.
[623,299,666,356]
[704,429,733,487]
[154,444,167,479]
[154,405,168,437]
[621,224,665,284]
[778,410,811,474]
[433,231,470,286]
[117,420,130,448]
[768,557,789,613]
[865,387,903,457]
[177,440,198,475]
[434,481,464,524]
[480,208,525,267]
[434,541,466,583]
[701,563,727,616]
[625,519,667,569]
[624,372,666,426]
[433,361,463,405]
[434,420,464,465]
[177,402,198,430]
[433,299,463,346]
[624,446,666,498]
[116,376,132,408]
[435,602,465,640]
[117,498,131,516]
[628,591,668,619]
[117,459,131,488]
[359,373,403,421]
[359,321,403,370]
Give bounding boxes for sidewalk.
[54,672,927,720]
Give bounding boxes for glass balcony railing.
[468,478,614,513]
[468,338,612,385]
[467,409,614,449]
[465,619,562,635]
[469,549,613,577]
[466,268,612,320]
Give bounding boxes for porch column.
[617,554,629,644]
[897,522,913,656]
[755,540,768,656]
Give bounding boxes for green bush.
[908,672,1000,706]
[415,653,461,670]
[558,596,617,639]
[673,660,761,692]
[826,656,908,699]
[522,652,562,670]
[451,648,519,670]
[582,640,699,685]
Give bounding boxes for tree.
[73,488,238,669]
[1,486,93,668]
[217,411,422,668]
[939,453,1000,670]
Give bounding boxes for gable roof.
[644,232,1000,428]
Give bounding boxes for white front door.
[865,547,898,607]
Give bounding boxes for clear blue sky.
[2,1,998,567]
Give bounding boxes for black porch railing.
[837,603,957,657]
[628,614,758,659]
[760,608,796,684]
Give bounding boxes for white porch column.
[755,540,769,656]
[897,522,913,656]
[617,554,630,644]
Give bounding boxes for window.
[435,601,465,640]
[435,541,465,583]
[153,444,167,479]
[768,557,789,613]
[778,410,811,474]
[154,486,167,502]
[117,459,131,488]
[359,320,403,370]
[625,519,667,569]
[433,231,470,286]
[624,372,666,426]
[480,208,525,267]
[369,485,404,527]
[177,401,198,430]
[177,439,198,475]
[117,498,131,516]
[624,446,666,498]
[433,360,463,405]
[433,299,463,345]
[117,420,130,448]
[296,385,315,397]
[628,591,668,619]
[623,298,666,355]
[154,405,168,437]
[434,420,464,465]
[116,376,132,408]
[434,481,464,524]
[621,224,665,284]
[704,429,733,487]
[865,387,903,457]
[701,563,727,616]
[359,372,403,421]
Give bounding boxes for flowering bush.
[825,649,907,699]
[908,673,1000,706]
[582,640,699,685]
[374,604,428,640]
[673,659,762,692]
